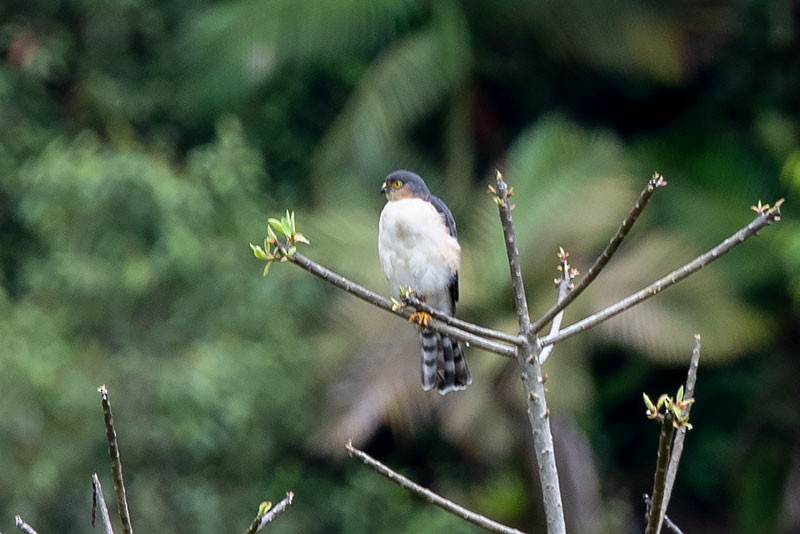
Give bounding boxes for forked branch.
[642,337,698,534]
[250,212,515,355]
[286,251,517,358]
[540,200,783,348]
[646,412,676,534]
[532,173,666,333]
[404,294,522,345]
[644,494,684,534]
[656,335,701,532]
[492,171,566,534]
[251,182,781,534]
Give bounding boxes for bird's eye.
[391,179,403,189]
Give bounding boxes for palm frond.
[466,116,635,302]
[312,1,471,191]
[309,313,434,455]
[587,233,770,362]
[174,0,421,109]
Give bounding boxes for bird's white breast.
[378,198,460,310]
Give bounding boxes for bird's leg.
[408,310,432,327]
[401,286,433,326]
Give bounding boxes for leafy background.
[1,1,798,532]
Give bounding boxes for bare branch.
[493,172,532,332]
[644,495,685,534]
[243,492,295,534]
[657,335,701,532]
[493,171,566,534]
[646,412,676,534]
[540,250,575,365]
[540,201,783,348]
[532,173,666,333]
[345,441,524,534]
[404,295,522,346]
[92,473,115,534]
[286,250,517,358]
[97,385,133,534]
[14,516,38,534]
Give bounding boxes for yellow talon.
[408,311,432,327]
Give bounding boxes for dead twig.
[540,200,783,348]
[656,335,701,532]
[346,441,524,534]
[533,173,666,333]
[92,473,115,534]
[98,385,133,534]
[539,249,576,365]
[14,516,39,534]
[644,494,684,534]
[243,492,295,534]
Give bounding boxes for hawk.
[378,170,471,394]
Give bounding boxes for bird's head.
[380,170,431,201]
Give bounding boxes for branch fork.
[644,335,702,534]
[252,170,782,534]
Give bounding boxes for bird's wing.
[428,194,457,239]
[428,194,459,305]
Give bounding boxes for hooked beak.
[380,181,389,195]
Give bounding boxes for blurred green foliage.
[1,1,798,533]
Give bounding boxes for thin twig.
[663,514,685,534]
[286,250,517,358]
[493,172,532,331]
[657,335,701,532]
[644,495,684,534]
[404,295,522,345]
[646,412,676,534]
[243,492,295,533]
[98,385,133,534]
[532,173,666,333]
[540,201,783,348]
[493,171,566,534]
[14,516,38,534]
[345,441,524,534]
[92,473,115,534]
[539,252,573,365]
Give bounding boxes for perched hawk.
[378,170,471,394]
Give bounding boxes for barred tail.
[419,326,440,391]
[419,327,471,394]
[439,335,471,395]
